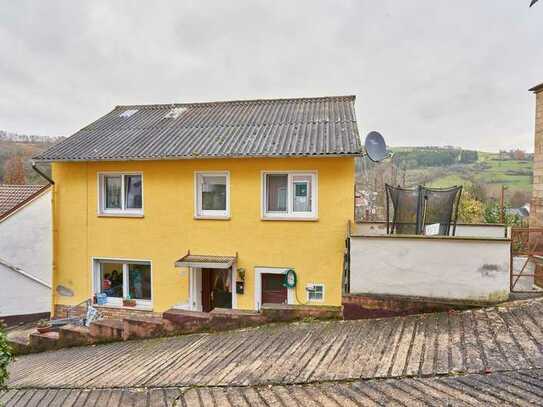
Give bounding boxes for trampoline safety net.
[386,184,462,236]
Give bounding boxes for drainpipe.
[31,161,54,185]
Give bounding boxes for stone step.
[162,309,212,323]
[89,319,124,341]
[28,331,60,353]
[6,335,32,355]
[122,317,166,341]
[162,309,212,334]
[58,324,93,347]
[209,308,266,330]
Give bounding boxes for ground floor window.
[94,259,152,307]
[307,284,325,302]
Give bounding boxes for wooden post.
[500,185,506,224]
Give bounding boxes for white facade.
[349,232,511,303]
[0,189,52,317]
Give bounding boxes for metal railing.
[510,228,543,293]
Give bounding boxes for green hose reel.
[283,268,297,288]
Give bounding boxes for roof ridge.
[114,95,356,110]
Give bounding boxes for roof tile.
[0,184,49,220]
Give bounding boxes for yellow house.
[34,96,361,318]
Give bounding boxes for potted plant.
[123,298,136,307]
[36,319,52,334]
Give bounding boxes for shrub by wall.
[0,322,13,388]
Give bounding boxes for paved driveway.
[3,298,543,405]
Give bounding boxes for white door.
[191,268,203,311]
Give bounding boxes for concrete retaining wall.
[349,234,511,303]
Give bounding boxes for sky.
[0,1,542,152]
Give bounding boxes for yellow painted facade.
[52,156,354,312]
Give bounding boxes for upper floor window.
[195,172,230,218]
[262,172,317,219]
[98,173,143,216]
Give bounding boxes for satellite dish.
[364,131,389,162]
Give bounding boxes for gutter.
[31,161,54,184]
[0,257,52,289]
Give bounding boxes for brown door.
[201,269,212,312]
[261,273,287,305]
[201,268,233,312]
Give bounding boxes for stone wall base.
[261,303,342,322]
[54,304,161,321]
[342,293,482,320]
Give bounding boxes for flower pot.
[36,325,52,334]
[123,299,137,307]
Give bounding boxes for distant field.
[390,148,533,196]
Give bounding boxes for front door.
[261,273,287,304]
[201,268,232,312]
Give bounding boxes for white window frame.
[97,172,144,216]
[307,283,325,302]
[194,171,230,219]
[261,171,318,220]
[92,257,153,308]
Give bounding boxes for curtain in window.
[266,174,288,212]
[125,175,142,209]
[105,176,122,209]
[201,176,226,211]
[128,264,151,300]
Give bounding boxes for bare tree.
[3,155,27,184]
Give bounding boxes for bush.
[0,321,13,389]
[457,192,484,224]
[483,202,524,226]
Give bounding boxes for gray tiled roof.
[0,184,49,221]
[34,96,362,162]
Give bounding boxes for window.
[195,172,229,218]
[95,260,152,307]
[263,172,317,219]
[98,173,143,216]
[307,284,324,302]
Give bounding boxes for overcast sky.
[0,1,541,151]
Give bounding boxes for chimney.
[530,82,543,227]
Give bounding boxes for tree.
[0,321,13,388]
[3,155,26,184]
[483,202,524,226]
[510,149,526,161]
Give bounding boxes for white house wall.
[349,236,510,302]
[0,262,51,316]
[0,190,52,316]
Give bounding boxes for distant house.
[0,184,52,324]
[34,96,360,319]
